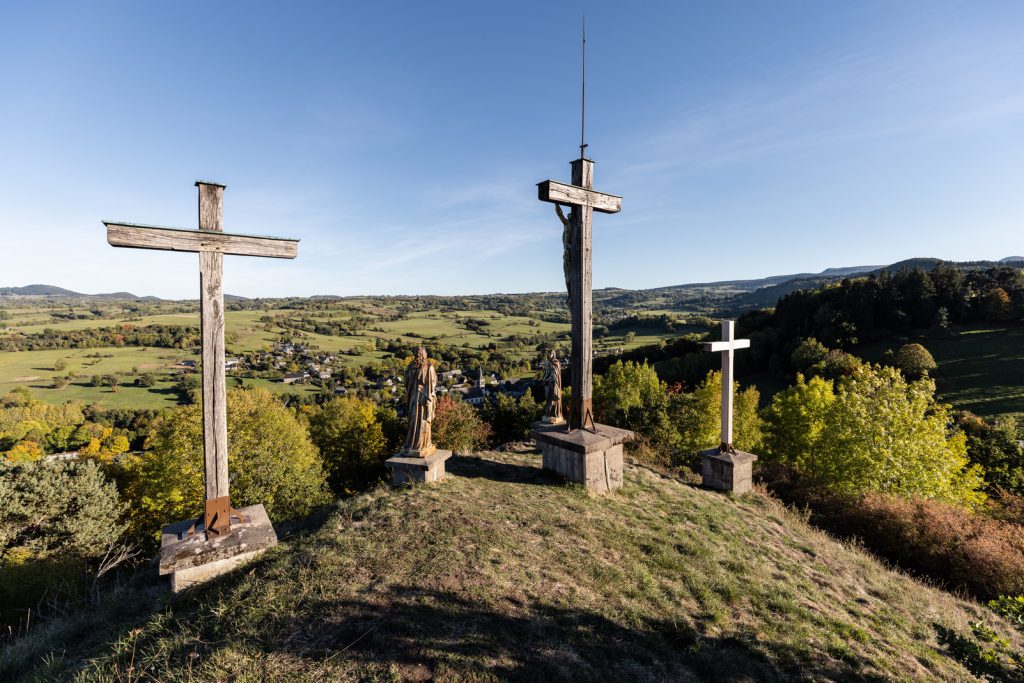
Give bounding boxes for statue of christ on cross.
[703,320,751,454]
[105,181,299,539]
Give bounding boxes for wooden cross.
[104,181,298,538]
[538,159,621,431]
[702,320,751,452]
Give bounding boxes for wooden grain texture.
[197,182,224,232]
[105,223,298,259]
[537,179,621,213]
[570,159,595,428]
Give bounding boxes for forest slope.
[1,451,1018,681]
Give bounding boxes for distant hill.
[0,450,1006,681]
[0,284,159,301]
[1001,256,1024,263]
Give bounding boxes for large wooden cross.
[702,320,751,452]
[538,159,621,431]
[104,181,299,537]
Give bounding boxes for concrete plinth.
[531,421,635,493]
[159,503,277,593]
[700,449,758,494]
[385,449,453,485]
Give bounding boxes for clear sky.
[1,1,1022,299]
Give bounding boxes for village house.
[282,371,308,385]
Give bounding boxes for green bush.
[124,388,330,544]
[895,343,937,378]
[307,396,389,495]
[434,396,491,454]
[763,365,985,507]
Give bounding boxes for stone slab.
[531,420,635,454]
[159,503,277,592]
[531,421,634,494]
[386,449,453,485]
[700,448,758,494]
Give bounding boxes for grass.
[857,325,1024,419]
[2,451,1018,681]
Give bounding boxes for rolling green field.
[858,326,1024,419]
[0,298,695,409]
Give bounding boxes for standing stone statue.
[403,346,437,456]
[542,350,564,424]
[386,346,451,485]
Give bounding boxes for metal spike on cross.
[703,320,751,453]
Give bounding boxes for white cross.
[703,320,750,450]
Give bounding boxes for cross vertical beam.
[570,159,594,431]
[197,182,230,529]
[703,320,751,451]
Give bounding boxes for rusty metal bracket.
[718,442,737,455]
[182,495,250,539]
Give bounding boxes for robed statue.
[403,347,437,456]
[542,349,564,424]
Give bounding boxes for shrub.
[433,396,491,454]
[670,370,762,458]
[0,459,123,622]
[790,338,828,373]
[895,343,937,378]
[481,392,542,445]
[125,388,330,544]
[763,366,986,508]
[760,464,1024,600]
[308,396,389,494]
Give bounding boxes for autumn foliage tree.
[433,395,491,454]
[307,396,389,494]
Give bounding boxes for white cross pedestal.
[699,320,757,493]
[105,181,298,590]
[530,157,634,493]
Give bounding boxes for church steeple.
[477,367,485,389]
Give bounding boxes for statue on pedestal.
[542,349,564,424]
[403,347,437,457]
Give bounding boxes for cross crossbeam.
[537,158,621,432]
[105,222,298,259]
[105,181,299,538]
[702,320,751,452]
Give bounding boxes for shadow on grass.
[447,454,561,486]
[88,584,847,682]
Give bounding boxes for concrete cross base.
[700,449,758,494]
[531,421,635,493]
[385,449,453,485]
[159,503,277,593]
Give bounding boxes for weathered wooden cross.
[703,320,751,452]
[104,181,298,537]
[538,160,621,431]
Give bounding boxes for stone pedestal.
[531,421,634,493]
[700,449,757,494]
[385,449,453,485]
[159,503,277,593]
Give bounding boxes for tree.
[671,371,762,457]
[134,373,156,388]
[594,360,677,449]
[763,365,985,507]
[433,395,491,453]
[791,338,829,373]
[958,413,1024,495]
[623,331,637,345]
[481,392,542,445]
[307,396,389,494]
[126,388,330,543]
[895,343,937,379]
[982,287,1014,322]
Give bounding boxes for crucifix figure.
[702,320,751,453]
[105,181,299,538]
[538,162,621,432]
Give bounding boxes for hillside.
[2,451,1017,681]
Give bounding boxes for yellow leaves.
[4,440,43,463]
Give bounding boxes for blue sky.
[1,1,1022,299]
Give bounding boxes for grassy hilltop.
[2,451,1018,682]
